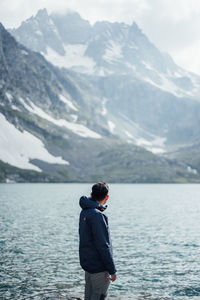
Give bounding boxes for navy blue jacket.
[79,196,116,275]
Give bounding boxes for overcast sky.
[1,0,200,75]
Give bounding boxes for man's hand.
[110,274,117,282]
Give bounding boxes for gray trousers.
[84,271,110,300]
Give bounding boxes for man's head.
[91,182,109,204]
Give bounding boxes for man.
[79,182,117,300]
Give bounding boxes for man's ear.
[90,193,92,197]
[105,195,109,200]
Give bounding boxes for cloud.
[0,0,152,27]
[173,41,200,74]
[0,0,43,28]
[135,0,200,52]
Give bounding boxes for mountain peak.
[51,10,92,44]
[36,8,49,19]
[130,21,142,34]
[18,8,50,28]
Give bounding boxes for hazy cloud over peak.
[1,0,200,74]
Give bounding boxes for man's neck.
[97,200,106,205]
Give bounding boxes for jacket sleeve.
[90,213,117,275]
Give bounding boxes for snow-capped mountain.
[10,8,200,99]
[1,11,200,182]
[9,9,200,151]
[0,22,109,181]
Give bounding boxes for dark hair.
[91,182,109,202]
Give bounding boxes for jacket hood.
[79,196,107,211]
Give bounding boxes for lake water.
[0,184,200,300]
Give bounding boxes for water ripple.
[1,183,200,299]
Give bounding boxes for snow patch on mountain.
[142,61,154,71]
[148,147,166,154]
[19,97,31,110]
[129,44,139,50]
[35,30,42,36]
[59,94,78,111]
[158,75,182,97]
[103,41,123,62]
[70,114,78,122]
[101,98,108,116]
[143,74,182,97]
[136,136,166,154]
[6,92,13,102]
[141,66,200,98]
[125,130,134,139]
[45,45,96,74]
[0,113,69,171]
[11,105,21,111]
[21,49,29,56]
[126,63,136,71]
[118,114,166,153]
[19,97,101,139]
[108,120,115,133]
[187,166,198,175]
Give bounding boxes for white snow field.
[59,94,78,111]
[0,113,69,172]
[103,40,123,62]
[45,45,96,74]
[19,97,102,139]
[108,120,116,133]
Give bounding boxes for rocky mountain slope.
[10,9,200,149]
[0,12,200,182]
